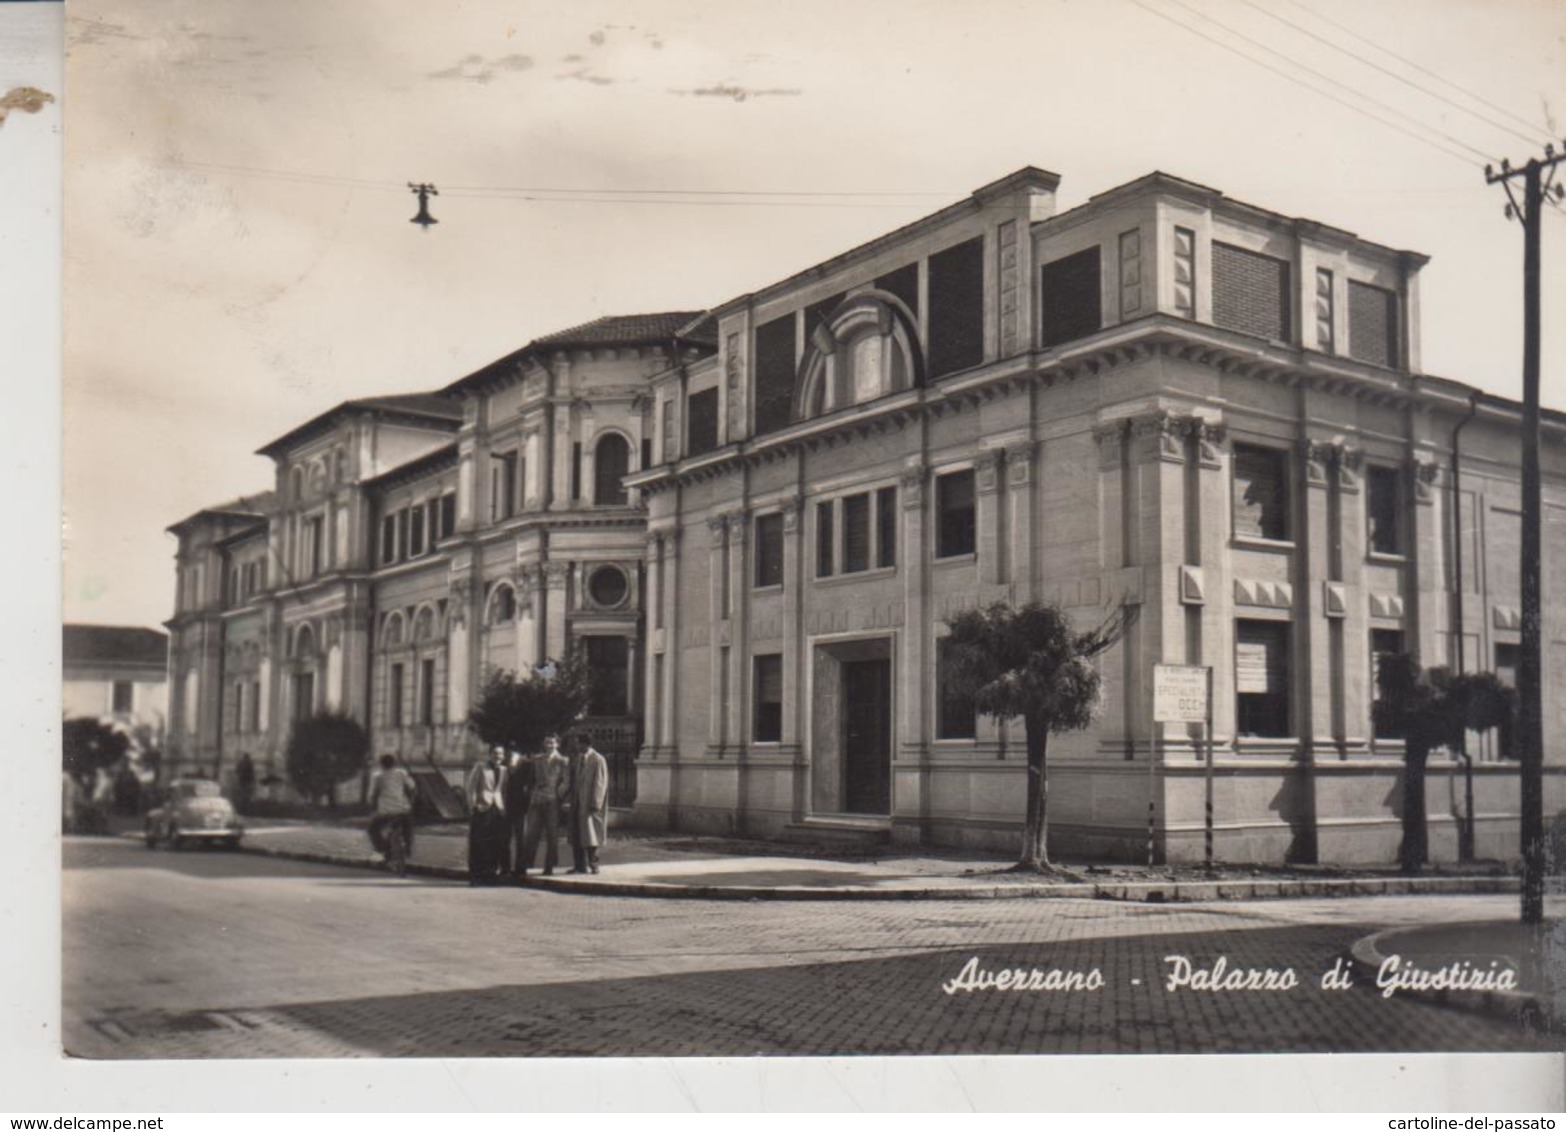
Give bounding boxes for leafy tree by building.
[943,601,1135,874]
[466,651,594,755]
[1374,655,1516,874]
[62,716,129,787]
[284,710,371,808]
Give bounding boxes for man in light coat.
[574,735,609,874]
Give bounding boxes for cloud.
[668,83,802,103]
[428,53,533,84]
[556,68,615,87]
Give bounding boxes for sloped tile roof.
[63,625,168,669]
[531,311,709,349]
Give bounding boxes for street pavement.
[61,836,1564,1058]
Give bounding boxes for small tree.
[1375,655,1516,874]
[944,601,1136,874]
[284,711,370,808]
[62,716,129,787]
[466,651,593,755]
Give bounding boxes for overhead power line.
[1129,0,1483,169]
[1278,0,1558,143]
[1152,0,1496,165]
[1237,0,1552,149]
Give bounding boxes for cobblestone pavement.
[62,837,1564,1059]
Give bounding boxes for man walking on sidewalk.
[574,735,609,874]
[519,734,567,876]
[465,745,507,886]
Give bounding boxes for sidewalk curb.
[231,838,1523,903]
[1348,926,1558,1030]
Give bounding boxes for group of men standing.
[464,733,609,885]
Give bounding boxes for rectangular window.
[936,639,977,739]
[936,469,977,558]
[641,437,653,472]
[420,658,436,726]
[585,636,629,716]
[1212,242,1291,343]
[754,512,784,588]
[1349,280,1398,368]
[425,499,440,547]
[1235,620,1291,738]
[753,314,797,437]
[439,493,456,539]
[686,388,720,456]
[250,680,262,732]
[876,486,897,569]
[293,671,314,722]
[1232,444,1290,542]
[753,654,783,743]
[572,442,582,501]
[1495,643,1520,760]
[1370,629,1407,740]
[927,236,985,378]
[491,452,517,520]
[1039,246,1103,348]
[1366,465,1404,555]
[842,493,871,573]
[308,516,324,577]
[517,457,528,511]
[231,682,244,734]
[389,663,404,728]
[409,505,426,557]
[815,500,834,578]
[112,680,133,714]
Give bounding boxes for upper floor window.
[1212,243,1291,344]
[1348,281,1399,368]
[112,681,133,714]
[306,515,325,577]
[438,493,456,540]
[935,469,976,559]
[815,488,897,578]
[409,506,426,557]
[594,433,631,506]
[1039,246,1103,348]
[1232,444,1290,542]
[490,451,518,521]
[687,388,719,457]
[1366,465,1404,556]
[488,584,516,625]
[927,236,984,379]
[381,514,397,565]
[754,512,784,589]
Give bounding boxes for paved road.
[62,837,1562,1058]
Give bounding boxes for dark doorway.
[841,658,892,814]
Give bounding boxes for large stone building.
[165,318,711,802]
[168,165,1565,864]
[630,167,1565,864]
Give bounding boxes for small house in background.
[62,624,169,744]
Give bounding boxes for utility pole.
[1485,145,1565,925]
[408,182,439,229]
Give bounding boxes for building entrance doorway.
[809,636,894,817]
[841,659,892,814]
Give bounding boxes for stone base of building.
[632,756,1564,867]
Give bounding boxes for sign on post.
[1153,664,1210,723]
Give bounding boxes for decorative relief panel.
[1336,446,1363,494]
[1131,411,1187,464]
[1093,419,1128,469]
[857,602,906,630]
[900,461,927,510]
[1323,581,1349,618]
[1413,457,1440,505]
[779,494,802,533]
[975,450,1002,495]
[1006,443,1033,485]
[998,220,1020,356]
[1119,229,1143,319]
[807,608,853,635]
[1493,605,1522,631]
[1234,577,1294,609]
[1172,227,1196,319]
[708,515,730,547]
[1303,440,1334,489]
[1369,592,1406,619]
[753,617,784,642]
[1179,565,1206,606]
[1314,268,1335,351]
[1194,420,1227,467]
[725,331,746,439]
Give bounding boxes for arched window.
[294,623,316,660]
[413,606,435,642]
[594,433,631,506]
[382,612,405,648]
[487,583,516,625]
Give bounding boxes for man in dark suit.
[503,748,535,879]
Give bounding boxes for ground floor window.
[1495,642,1520,760]
[1370,628,1406,740]
[1234,620,1290,738]
[753,654,782,742]
[292,671,315,722]
[936,638,977,739]
[112,680,133,714]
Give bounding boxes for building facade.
[629,167,1566,864]
[62,624,169,742]
[165,319,711,799]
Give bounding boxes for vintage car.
[144,778,244,849]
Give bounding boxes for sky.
[61,0,1566,632]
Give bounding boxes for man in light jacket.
[465,745,507,886]
[519,735,567,876]
[574,735,609,874]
